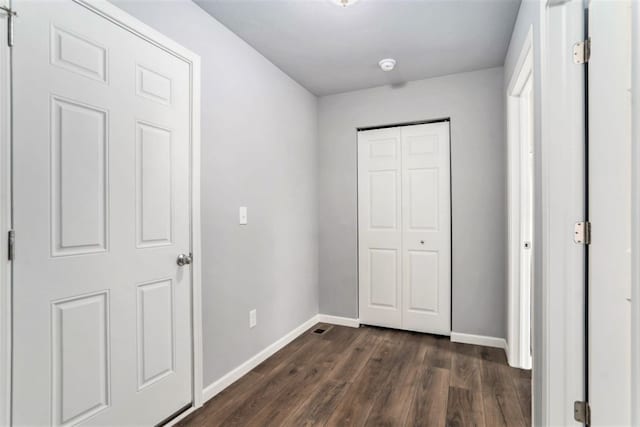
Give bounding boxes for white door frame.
[632,2,640,423]
[587,0,632,423]
[506,26,534,370]
[0,1,203,423]
[0,0,12,424]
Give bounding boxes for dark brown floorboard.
[177,324,531,427]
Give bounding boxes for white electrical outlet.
[249,309,257,328]
[239,207,248,225]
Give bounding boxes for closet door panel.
[401,122,451,334]
[358,128,402,328]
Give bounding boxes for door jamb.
[0,1,204,423]
[631,1,640,423]
[506,26,534,370]
[0,0,12,424]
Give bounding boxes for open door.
[6,1,203,424]
[539,0,587,424]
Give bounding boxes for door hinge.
[573,38,591,64]
[0,5,16,47]
[574,221,591,245]
[7,229,14,261]
[574,400,591,424]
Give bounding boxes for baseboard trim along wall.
[202,314,360,403]
[450,331,508,350]
[317,314,360,328]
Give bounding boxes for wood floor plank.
[480,348,527,427]
[325,329,402,426]
[178,325,530,427]
[364,332,427,426]
[219,338,334,426]
[446,386,486,427]
[177,328,327,426]
[450,342,482,390]
[478,345,508,365]
[424,333,453,369]
[406,366,450,427]
[328,327,380,381]
[175,371,264,427]
[245,326,359,426]
[281,379,349,426]
[252,326,318,375]
[513,373,532,426]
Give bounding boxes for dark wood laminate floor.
[178,324,531,427]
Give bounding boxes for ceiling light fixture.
[378,58,396,72]
[331,0,360,7]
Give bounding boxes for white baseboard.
[202,314,320,402]
[317,314,360,328]
[450,332,507,350]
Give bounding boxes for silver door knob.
[177,253,192,266]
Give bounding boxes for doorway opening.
[507,27,534,371]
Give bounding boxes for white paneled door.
[12,2,193,425]
[358,122,451,334]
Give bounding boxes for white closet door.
[401,123,451,334]
[12,2,193,425]
[358,122,451,334]
[358,128,403,328]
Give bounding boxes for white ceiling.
[195,0,521,96]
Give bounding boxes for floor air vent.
[313,328,327,335]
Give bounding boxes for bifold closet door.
[358,122,451,334]
[400,122,451,334]
[358,128,403,328]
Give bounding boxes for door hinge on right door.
[574,221,592,245]
[574,400,591,424]
[573,38,591,64]
[7,229,14,261]
[0,5,16,47]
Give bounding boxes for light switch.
[239,207,248,225]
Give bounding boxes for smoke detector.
[378,58,397,72]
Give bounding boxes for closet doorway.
[357,121,451,335]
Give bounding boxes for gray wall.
[318,67,507,339]
[112,0,319,387]
[503,0,541,422]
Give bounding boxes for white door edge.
[0,0,12,424]
[539,0,586,424]
[0,1,204,422]
[632,2,640,423]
